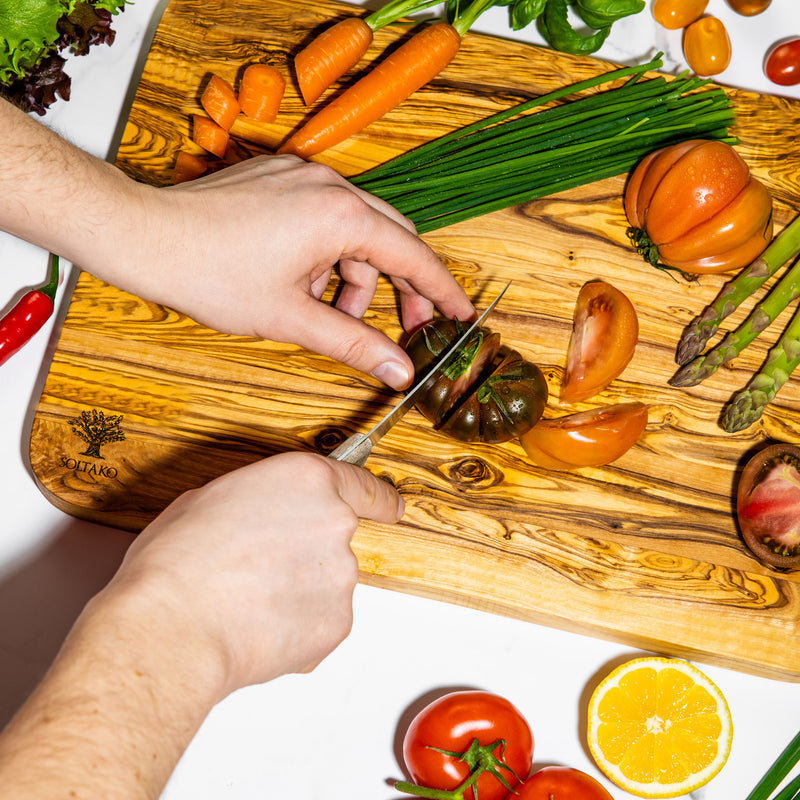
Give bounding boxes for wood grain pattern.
[29,0,800,679]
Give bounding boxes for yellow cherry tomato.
[683,16,732,76]
[652,0,708,29]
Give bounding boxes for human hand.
[129,155,475,389]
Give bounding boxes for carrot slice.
[238,63,286,122]
[294,17,373,105]
[279,22,461,159]
[171,150,207,184]
[201,75,241,131]
[192,115,229,158]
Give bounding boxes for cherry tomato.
[625,140,773,274]
[683,16,732,76]
[520,402,647,470]
[560,281,638,404]
[404,320,547,443]
[652,0,708,29]
[515,766,615,800]
[402,691,534,800]
[737,443,800,569]
[726,0,771,14]
[765,38,800,86]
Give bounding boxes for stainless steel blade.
[329,281,511,466]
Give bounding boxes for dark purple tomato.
[404,319,547,444]
[737,443,800,569]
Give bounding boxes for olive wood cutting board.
[29,0,800,680]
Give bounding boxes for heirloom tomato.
[560,281,638,404]
[515,766,615,800]
[625,140,773,274]
[765,38,800,86]
[683,16,732,76]
[652,0,708,29]
[404,319,547,443]
[737,443,800,569]
[402,691,534,800]
[726,0,771,14]
[520,402,647,469]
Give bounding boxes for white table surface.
[1,1,799,798]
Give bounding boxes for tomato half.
[765,38,800,86]
[402,691,534,800]
[520,402,647,469]
[652,0,708,29]
[404,319,548,443]
[560,281,638,404]
[683,16,732,76]
[726,0,771,14]
[515,766,615,800]
[625,140,773,274]
[737,443,800,569]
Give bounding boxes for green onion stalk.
[352,54,738,234]
[744,728,800,800]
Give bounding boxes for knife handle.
[328,434,373,467]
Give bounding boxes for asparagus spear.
[670,256,800,387]
[721,305,800,432]
[676,214,800,365]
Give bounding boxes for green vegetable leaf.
[538,0,611,54]
[509,0,546,30]
[572,0,645,29]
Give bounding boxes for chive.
[350,54,737,233]
[745,729,800,800]
[773,772,800,800]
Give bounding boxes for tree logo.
[68,409,126,459]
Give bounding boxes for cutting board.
[30,0,800,680]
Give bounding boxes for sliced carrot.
[171,150,207,184]
[279,22,461,159]
[192,115,229,158]
[294,16,374,105]
[238,63,286,122]
[201,75,241,130]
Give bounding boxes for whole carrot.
[280,21,462,158]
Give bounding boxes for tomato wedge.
[520,402,647,469]
[560,281,638,404]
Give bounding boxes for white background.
[1,1,800,799]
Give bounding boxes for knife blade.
[329,280,511,466]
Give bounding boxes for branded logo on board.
[67,409,126,460]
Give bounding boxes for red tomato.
[520,402,647,470]
[683,16,732,76]
[726,0,771,14]
[737,443,800,569]
[625,140,773,274]
[652,0,708,29]
[515,766,615,800]
[560,281,638,404]
[765,38,800,86]
[402,691,534,800]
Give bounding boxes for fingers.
[326,457,405,524]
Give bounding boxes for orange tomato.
[520,403,648,470]
[625,140,773,274]
[683,16,732,76]
[652,0,708,29]
[726,0,771,15]
[560,281,638,404]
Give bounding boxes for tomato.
[560,281,638,404]
[520,402,647,469]
[515,766,615,800]
[402,691,534,800]
[625,140,773,274]
[683,16,732,76]
[726,0,771,14]
[765,38,800,86]
[652,0,708,29]
[404,319,547,443]
[737,443,800,569]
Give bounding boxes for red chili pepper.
[0,252,60,366]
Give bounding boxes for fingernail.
[371,361,411,390]
[396,495,406,520]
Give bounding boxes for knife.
[328,281,511,467]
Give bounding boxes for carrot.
[238,63,286,122]
[192,115,229,158]
[200,75,240,131]
[171,150,207,184]
[295,17,374,106]
[279,22,461,159]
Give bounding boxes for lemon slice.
[587,656,733,799]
